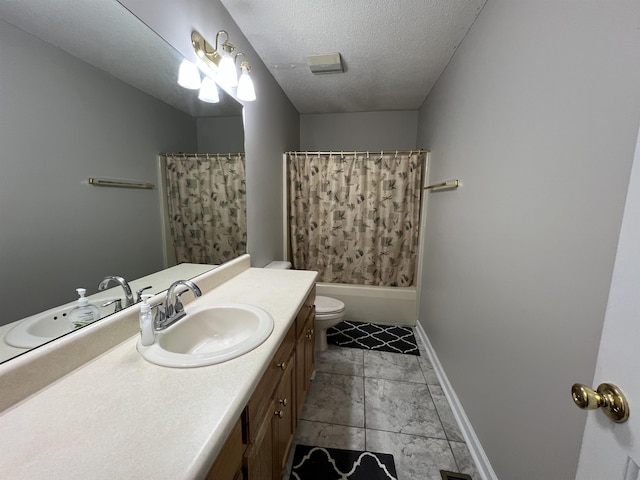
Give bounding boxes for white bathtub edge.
[316,283,417,326]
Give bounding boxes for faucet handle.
[102,298,122,313]
[174,290,192,315]
[135,286,153,302]
[149,302,164,330]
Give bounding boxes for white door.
[575,125,640,478]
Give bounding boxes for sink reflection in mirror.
[0,263,216,363]
[137,304,274,368]
[0,0,246,365]
[4,300,119,349]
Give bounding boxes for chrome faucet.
[98,275,134,307]
[155,280,202,331]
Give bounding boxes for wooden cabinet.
[295,295,316,422]
[272,351,295,477]
[208,287,316,480]
[206,419,244,480]
[244,397,274,480]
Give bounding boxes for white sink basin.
[4,300,117,349]
[137,304,274,368]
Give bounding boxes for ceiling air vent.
[306,53,343,74]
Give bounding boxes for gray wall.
[300,111,419,151]
[119,0,301,268]
[0,19,197,325]
[417,1,640,479]
[196,116,245,152]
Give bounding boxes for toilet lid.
[315,296,345,315]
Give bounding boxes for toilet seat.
[315,296,345,316]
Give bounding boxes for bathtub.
[315,283,417,327]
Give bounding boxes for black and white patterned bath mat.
[326,321,420,355]
[289,444,397,480]
[440,471,473,480]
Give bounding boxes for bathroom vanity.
[0,255,317,479]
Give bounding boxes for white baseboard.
[414,322,498,480]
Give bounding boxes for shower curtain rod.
[286,149,430,156]
[159,152,244,158]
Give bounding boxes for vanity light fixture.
[177,59,201,89]
[236,60,256,101]
[192,30,237,87]
[191,30,256,101]
[198,76,220,103]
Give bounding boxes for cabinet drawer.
[244,323,295,444]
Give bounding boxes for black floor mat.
[289,444,398,480]
[327,321,420,355]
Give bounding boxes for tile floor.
[285,330,479,480]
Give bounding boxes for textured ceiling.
[0,0,242,117]
[219,0,487,113]
[1,0,487,116]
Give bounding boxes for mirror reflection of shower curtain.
[163,154,246,265]
[288,151,424,287]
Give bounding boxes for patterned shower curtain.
[164,153,246,265]
[288,151,424,286]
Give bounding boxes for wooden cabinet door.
[244,398,274,480]
[206,419,244,480]
[295,307,315,421]
[295,331,306,422]
[304,309,315,386]
[272,352,295,478]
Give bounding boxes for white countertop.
[0,264,317,480]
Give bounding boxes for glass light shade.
[218,53,238,88]
[198,76,220,103]
[236,69,256,102]
[177,60,201,89]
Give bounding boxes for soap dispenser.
[139,294,155,346]
[68,288,100,329]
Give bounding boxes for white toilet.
[265,261,346,352]
[313,295,346,351]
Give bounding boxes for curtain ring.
[395,150,398,159]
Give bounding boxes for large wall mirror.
[0,0,245,363]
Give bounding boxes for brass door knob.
[279,398,288,406]
[277,362,286,370]
[571,382,630,423]
[274,410,284,418]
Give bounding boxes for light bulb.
[177,60,201,89]
[198,76,220,103]
[236,65,256,102]
[218,53,238,88]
